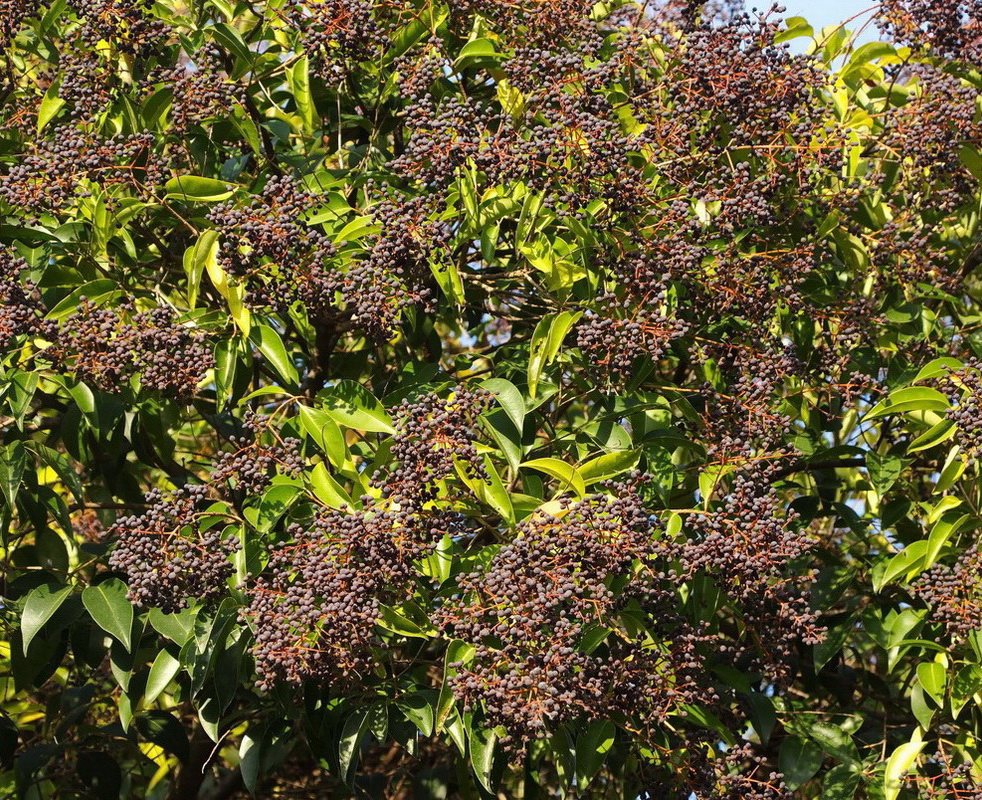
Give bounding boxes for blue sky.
[747,0,879,40]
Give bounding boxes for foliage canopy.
[4,0,982,798]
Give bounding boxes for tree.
[3,0,982,796]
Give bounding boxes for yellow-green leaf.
[865,387,950,420]
[299,405,346,467]
[884,740,925,800]
[579,450,640,485]
[521,458,586,498]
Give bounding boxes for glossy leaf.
[82,580,134,652]
[21,584,72,655]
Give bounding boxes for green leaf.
[389,10,448,58]
[82,580,135,652]
[925,512,970,569]
[318,382,396,434]
[299,405,346,467]
[339,707,371,786]
[455,456,515,524]
[847,40,898,66]
[239,728,262,794]
[698,463,735,508]
[35,445,83,505]
[814,621,851,671]
[775,16,813,44]
[579,450,640,485]
[805,721,860,767]
[936,446,967,492]
[164,176,235,202]
[239,723,293,795]
[468,722,499,793]
[528,311,581,397]
[250,325,299,388]
[422,534,455,585]
[907,419,957,453]
[912,357,962,384]
[211,22,253,66]
[144,649,181,705]
[575,719,615,789]
[333,215,380,244]
[951,664,982,718]
[437,641,476,732]
[865,387,951,420]
[822,764,862,800]
[375,606,435,636]
[309,462,353,509]
[778,736,823,790]
[910,684,935,730]
[199,231,251,335]
[286,56,317,134]
[521,458,586,497]
[45,280,118,321]
[148,607,196,646]
[134,712,189,763]
[398,692,436,737]
[0,441,28,509]
[37,84,65,134]
[183,230,218,310]
[430,257,465,306]
[480,378,525,433]
[873,540,929,593]
[257,484,301,532]
[483,409,523,470]
[866,451,903,494]
[21,584,73,655]
[551,726,576,792]
[456,38,505,62]
[883,740,925,800]
[916,662,946,703]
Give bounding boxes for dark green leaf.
[21,584,73,655]
[82,580,134,652]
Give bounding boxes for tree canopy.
[4,0,982,797]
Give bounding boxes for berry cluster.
[377,387,493,503]
[67,0,171,55]
[59,301,136,390]
[448,0,595,44]
[907,751,982,800]
[207,176,339,313]
[213,414,305,495]
[913,544,982,640]
[58,302,212,400]
[0,0,37,49]
[56,50,119,123]
[244,503,461,690]
[71,510,105,542]
[337,192,444,338]
[577,299,689,381]
[436,478,710,742]
[878,0,982,61]
[285,0,390,78]
[943,361,982,454]
[675,740,791,800]
[168,47,245,130]
[695,345,802,458]
[0,127,165,214]
[108,485,239,613]
[7,0,982,792]
[130,307,215,400]
[0,250,52,353]
[679,466,823,676]
[876,65,982,217]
